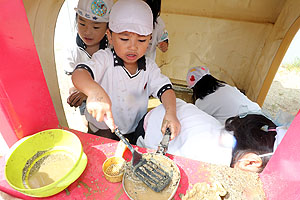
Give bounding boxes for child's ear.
[233,153,262,173]
[106,29,113,45]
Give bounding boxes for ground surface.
[262,67,300,119]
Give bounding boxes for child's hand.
[67,88,87,107]
[161,112,181,140]
[86,92,116,132]
[158,41,168,52]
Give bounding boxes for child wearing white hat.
[186,66,261,125]
[143,0,169,60]
[72,0,180,144]
[64,0,114,127]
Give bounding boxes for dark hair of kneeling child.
[225,114,277,173]
[191,74,226,103]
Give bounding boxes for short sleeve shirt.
[76,48,172,134]
[64,34,108,75]
[195,84,261,125]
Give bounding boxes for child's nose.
[129,40,138,50]
[84,26,93,35]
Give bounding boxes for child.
[64,0,113,119]
[186,66,261,125]
[72,0,180,144]
[225,114,288,173]
[136,98,236,166]
[144,0,169,60]
[136,99,287,172]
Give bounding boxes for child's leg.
[133,114,146,141]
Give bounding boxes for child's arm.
[72,68,116,131]
[156,17,169,53]
[160,89,181,140]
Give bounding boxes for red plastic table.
[0,128,212,200]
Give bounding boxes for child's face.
[107,31,151,66]
[77,16,107,47]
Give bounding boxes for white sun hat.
[75,0,114,23]
[109,0,153,36]
[186,66,210,88]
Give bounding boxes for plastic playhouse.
[1,0,300,199]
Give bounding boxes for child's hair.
[191,74,225,103]
[225,114,277,151]
[144,0,161,27]
[225,114,277,171]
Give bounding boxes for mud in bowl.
[5,129,87,197]
[22,150,75,189]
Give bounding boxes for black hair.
[191,74,225,103]
[144,0,161,28]
[225,114,277,172]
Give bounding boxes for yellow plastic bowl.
[5,129,87,197]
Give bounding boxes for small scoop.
[114,129,171,192]
[102,140,127,183]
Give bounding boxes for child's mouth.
[126,54,137,60]
[84,37,93,42]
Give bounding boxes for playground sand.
[183,164,265,200]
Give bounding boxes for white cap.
[186,66,210,88]
[109,0,153,36]
[75,0,113,23]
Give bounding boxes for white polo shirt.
[64,34,108,75]
[64,43,91,75]
[195,84,261,125]
[145,16,169,60]
[76,48,172,134]
[137,98,235,166]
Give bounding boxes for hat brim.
[109,23,152,36]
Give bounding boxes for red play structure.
[0,0,300,199]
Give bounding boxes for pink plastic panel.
[260,110,300,199]
[0,0,59,140]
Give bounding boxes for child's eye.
[138,39,146,42]
[79,23,85,26]
[120,38,129,41]
[94,27,100,29]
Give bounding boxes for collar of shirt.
[111,48,146,71]
[76,33,108,51]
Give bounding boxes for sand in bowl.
[123,153,180,200]
[22,150,75,189]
